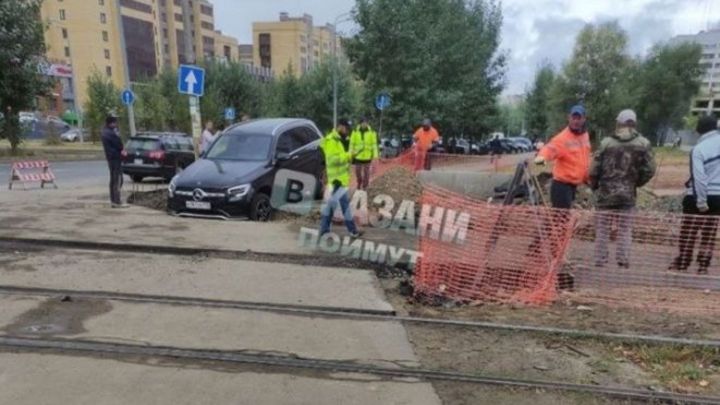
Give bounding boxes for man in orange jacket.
[413,118,440,171]
[535,105,591,209]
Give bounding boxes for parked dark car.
[167,118,325,221]
[121,132,196,182]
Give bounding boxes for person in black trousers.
[101,116,127,208]
[670,115,720,274]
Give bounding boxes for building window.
[163,28,168,38]
[164,44,169,53]
[259,33,271,68]
[99,0,104,5]
[59,9,66,20]
[200,4,212,16]
[61,28,68,39]
[100,13,107,24]
[102,31,109,41]
[106,66,112,77]
[224,45,231,59]
[104,49,110,59]
[64,46,71,57]
[201,21,213,30]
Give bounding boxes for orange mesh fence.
[564,208,720,314]
[413,184,578,306]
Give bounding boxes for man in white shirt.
[200,121,216,154]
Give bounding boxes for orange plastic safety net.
[412,184,578,306]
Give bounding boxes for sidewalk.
[0,186,307,256]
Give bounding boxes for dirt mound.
[128,190,167,211]
[367,167,423,205]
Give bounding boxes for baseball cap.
[616,109,637,124]
[569,105,586,117]
[337,118,351,127]
[422,118,432,126]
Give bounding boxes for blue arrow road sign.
[375,92,391,111]
[224,107,236,121]
[178,65,205,97]
[121,89,135,105]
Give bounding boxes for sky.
[213,0,720,94]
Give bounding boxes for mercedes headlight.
[168,175,178,198]
[227,184,250,202]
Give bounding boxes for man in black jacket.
[101,116,126,208]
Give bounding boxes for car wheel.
[131,175,144,183]
[250,193,273,222]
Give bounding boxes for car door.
[275,127,317,176]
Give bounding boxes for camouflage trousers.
[594,206,635,267]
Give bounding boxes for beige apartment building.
[670,29,720,116]
[40,0,239,111]
[252,13,341,77]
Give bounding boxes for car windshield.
[205,133,272,161]
[127,138,161,151]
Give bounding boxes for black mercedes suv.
[167,118,325,221]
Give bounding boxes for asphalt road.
[1,160,110,189]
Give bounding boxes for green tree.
[0,0,52,153]
[548,22,631,141]
[496,101,526,136]
[525,63,555,139]
[84,71,121,143]
[347,0,505,136]
[634,43,704,145]
[200,61,265,127]
[301,59,363,132]
[157,68,191,134]
[133,78,170,132]
[265,63,306,118]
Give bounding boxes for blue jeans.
[320,187,358,235]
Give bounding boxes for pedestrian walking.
[350,117,379,190]
[200,120,216,154]
[670,115,720,274]
[489,135,503,164]
[535,105,592,209]
[101,115,127,208]
[413,118,440,171]
[319,118,362,238]
[589,109,656,268]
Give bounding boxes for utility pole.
[115,0,136,137]
[332,12,352,129]
[180,0,202,152]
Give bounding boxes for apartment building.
[40,0,240,110]
[670,29,720,116]
[252,12,341,77]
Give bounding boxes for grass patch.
[613,344,720,393]
[654,146,689,166]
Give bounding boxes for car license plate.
[186,201,211,210]
[134,158,143,164]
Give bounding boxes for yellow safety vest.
[349,126,379,162]
[321,130,352,187]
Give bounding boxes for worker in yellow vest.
[349,117,379,190]
[320,118,362,237]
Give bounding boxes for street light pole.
[332,12,352,129]
[115,0,136,137]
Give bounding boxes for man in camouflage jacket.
[589,109,656,268]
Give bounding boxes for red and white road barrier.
[8,160,58,190]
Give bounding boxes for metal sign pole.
[189,96,202,158]
[378,109,384,139]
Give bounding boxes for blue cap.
[570,105,586,116]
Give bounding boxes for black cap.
[105,115,118,126]
[338,118,350,127]
[697,115,718,135]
